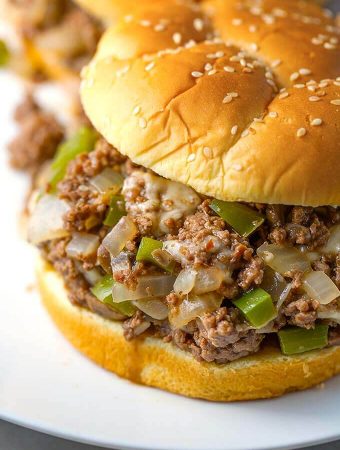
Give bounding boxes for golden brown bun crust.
[81,0,340,206]
[204,0,340,87]
[37,258,340,402]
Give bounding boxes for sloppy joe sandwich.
[27,0,340,401]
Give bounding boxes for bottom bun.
[37,257,340,401]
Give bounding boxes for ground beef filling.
[8,95,64,174]
[34,139,340,364]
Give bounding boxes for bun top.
[81,0,340,206]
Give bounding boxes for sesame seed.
[331,99,340,105]
[279,92,289,99]
[224,65,235,73]
[296,128,307,138]
[241,129,249,137]
[308,85,317,92]
[269,111,278,118]
[229,92,239,98]
[324,42,336,50]
[294,84,305,89]
[319,81,329,88]
[204,63,213,71]
[231,125,238,135]
[311,118,323,126]
[266,79,276,88]
[250,43,258,51]
[223,95,233,104]
[240,58,247,67]
[309,96,320,102]
[203,147,213,158]
[215,51,225,58]
[133,106,141,115]
[265,71,273,79]
[193,18,204,31]
[271,59,281,68]
[208,69,217,75]
[173,32,182,45]
[232,164,243,171]
[187,153,196,162]
[330,37,338,45]
[299,68,311,76]
[242,67,253,73]
[336,77,340,82]
[191,71,203,78]
[290,72,300,81]
[145,62,155,71]
[232,18,243,26]
[154,23,165,32]
[311,37,322,45]
[139,118,147,129]
[334,81,340,87]
[207,53,217,59]
[262,14,275,24]
[140,20,151,27]
[185,39,196,48]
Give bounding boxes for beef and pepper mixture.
[25,125,340,364]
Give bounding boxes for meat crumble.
[8,94,64,174]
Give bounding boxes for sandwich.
[26,0,340,401]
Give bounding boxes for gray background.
[1,0,339,449]
[0,418,340,450]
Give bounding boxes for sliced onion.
[27,194,70,244]
[133,299,168,320]
[163,240,193,265]
[276,283,293,311]
[102,216,137,257]
[90,168,124,194]
[152,248,175,269]
[321,225,340,255]
[66,232,99,258]
[169,293,223,329]
[318,311,340,324]
[260,266,290,311]
[112,275,176,302]
[75,262,103,286]
[97,245,112,274]
[257,243,310,275]
[174,269,197,295]
[111,252,131,275]
[303,271,340,304]
[193,267,224,294]
[298,246,321,262]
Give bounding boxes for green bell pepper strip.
[91,274,114,301]
[136,237,163,263]
[278,325,329,355]
[232,288,276,328]
[0,40,10,67]
[49,126,97,191]
[91,275,135,317]
[103,195,126,227]
[136,237,175,272]
[210,200,264,237]
[103,296,136,317]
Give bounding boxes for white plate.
[0,71,340,450]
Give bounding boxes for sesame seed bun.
[37,257,340,401]
[81,0,340,206]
